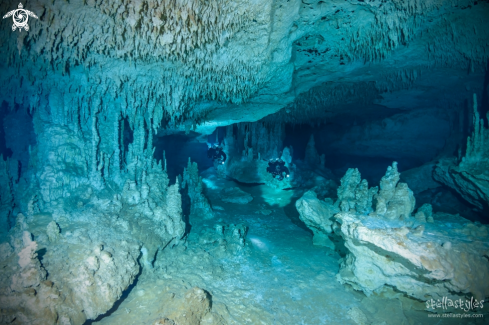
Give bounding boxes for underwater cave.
[0,0,489,324]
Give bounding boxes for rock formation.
[46,220,60,243]
[434,94,489,211]
[297,163,489,306]
[0,140,186,323]
[336,210,489,305]
[1,0,487,133]
[0,213,141,324]
[296,190,339,248]
[198,223,249,255]
[182,158,214,220]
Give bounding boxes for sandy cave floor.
[85,169,487,325]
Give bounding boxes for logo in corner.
[3,3,38,32]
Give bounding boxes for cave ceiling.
[0,0,488,134]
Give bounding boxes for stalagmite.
[297,164,489,305]
[90,107,104,189]
[182,159,214,220]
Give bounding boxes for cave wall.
[153,133,213,181]
[2,105,36,177]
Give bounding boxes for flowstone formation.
[297,162,489,307]
[434,94,489,212]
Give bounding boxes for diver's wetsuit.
[267,160,277,174]
[276,159,286,180]
[277,160,285,173]
[207,147,217,159]
[214,148,227,163]
[274,165,283,180]
[282,166,290,177]
[267,159,289,180]
[209,146,226,164]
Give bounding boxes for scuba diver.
[267,158,289,180]
[281,164,290,180]
[274,164,283,180]
[267,159,277,174]
[275,158,290,180]
[214,145,227,164]
[208,144,227,164]
[277,158,290,179]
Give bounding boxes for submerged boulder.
[296,190,339,248]
[297,162,489,306]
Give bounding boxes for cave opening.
[286,108,488,223]
[0,102,36,179]
[153,132,213,182]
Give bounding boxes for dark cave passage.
[0,102,13,159]
[279,104,487,222]
[153,133,213,182]
[283,105,456,184]
[0,102,36,178]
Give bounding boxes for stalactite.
[147,119,153,152]
[111,112,122,186]
[163,150,167,172]
[0,0,270,126]
[230,121,285,159]
[90,105,104,189]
